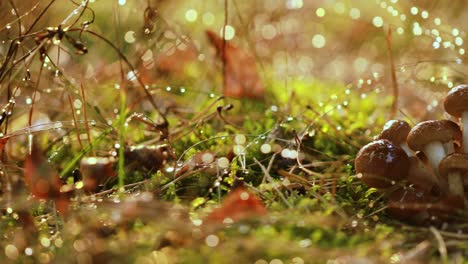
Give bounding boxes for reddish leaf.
[206,30,265,99]
[24,144,70,214]
[205,186,267,223]
[156,49,197,76]
[0,137,8,152]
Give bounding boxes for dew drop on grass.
[201,152,214,164]
[270,259,284,264]
[124,31,136,43]
[260,143,271,154]
[205,234,219,247]
[5,245,18,260]
[217,157,229,169]
[234,134,246,145]
[25,247,33,256]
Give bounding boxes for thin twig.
[67,94,84,150]
[80,83,94,155]
[385,27,399,119]
[254,157,293,209]
[222,0,228,92]
[429,226,448,264]
[28,61,44,127]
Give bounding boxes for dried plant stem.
[430,227,448,263]
[71,29,166,122]
[386,27,398,119]
[254,156,293,209]
[67,94,83,150]
[80,83,94,155]
[28,62,44,127]
[222,0,228,91]
[117,90,127,190]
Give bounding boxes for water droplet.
[235,134,246,145]
[205,234,219,247]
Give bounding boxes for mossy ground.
[0,1,467,263]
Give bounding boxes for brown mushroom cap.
[80,157,116,192]
[439,153,468,179]
[441,120,462,142]
[387,188,430,221]
[377,120,411,145]
[407,120,458,151]
[444,84,468,118]
[426,195,464,220]
[355,139,410,188]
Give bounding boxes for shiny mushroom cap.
[377,119,411,145]
[444,84,468,118]
[387,188,430,222]
[407,120,458,151]
[80,156,116,192]
[355,139,410,188]
[439,153,468,179]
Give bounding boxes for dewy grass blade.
[117,90,127,190]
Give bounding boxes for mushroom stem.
[463,111,468,153]
[401,143,414,157]
[447,172,464,196]
[423,141,446,177]
[444,142,455,155]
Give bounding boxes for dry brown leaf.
[206,30,265,99]
[205,186,267,223]
[24,144,70,214]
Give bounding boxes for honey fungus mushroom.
[354,139,410,188]
[407,120,460,178]
[444,84,468,153]
[377,119,413,156]
[80,156,116,192]
[377,120,439,192]
[439,153,468,198]
[386,188,430,223]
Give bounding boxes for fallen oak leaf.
[205,185,267,224]
[206,30,265,100]
[0,137,8,152]
[24,143,71,214]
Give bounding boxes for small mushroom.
[407,156,439,194]
[377,119,413,156]
[407,120,459,178]
[378,120,439,192]
[355,139,410,188]
[124,144,175,171]
[444,84,468,153]
[387,188,430,223]
[426,195,465,221]
[439,153,468,197]
[80,156,116,192]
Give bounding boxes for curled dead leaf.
[24,144,71,214]
[206,30,265,99]
[205,185,267,224]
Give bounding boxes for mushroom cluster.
[355,84,468,222]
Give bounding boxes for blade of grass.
[117,90,127,190]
